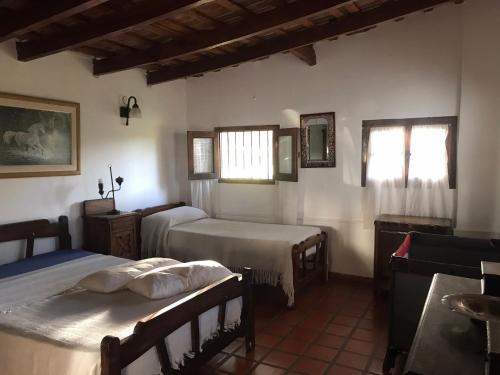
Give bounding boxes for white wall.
[456,0,500,235]
[0,42,188,264]
[186,0,500,277]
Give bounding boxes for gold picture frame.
[0,92,80,178]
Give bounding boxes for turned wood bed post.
[242,267,255,352]
[321,231,329,284]
[101,336,121,375]
[58,216,72,250]
[291,246,300,289]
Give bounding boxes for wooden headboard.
[133,202,186,256]
[134,202,186,218]
[0,216,72,259]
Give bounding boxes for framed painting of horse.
[0,92,80,178]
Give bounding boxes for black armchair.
[383,232,500,373]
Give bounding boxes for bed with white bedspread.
[0,215,254,375]
[138,203,329,306]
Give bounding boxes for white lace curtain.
[364,124,455,223]
[190,180,217,217]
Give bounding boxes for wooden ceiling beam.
[94,0,353,75]
[291,45,317,66]
[16,0,216,61]
[217,0,253,16]
[147,0,452,85]
[189,9,224,28]
[75,45,114,58]
[0,0,109,43]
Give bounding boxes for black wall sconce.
[98,164,124,215]
[119,96,142,126]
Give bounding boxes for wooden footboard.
[101,268,254,375]
[292,231,328,293]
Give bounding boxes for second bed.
[137,203,328,306]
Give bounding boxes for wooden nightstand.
[83,199,139,260]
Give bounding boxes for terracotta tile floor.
[200,279,388,375]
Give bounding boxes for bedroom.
[0,0,499,374]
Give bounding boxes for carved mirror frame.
[300,112,336,168]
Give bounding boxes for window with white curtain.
[362,117,457,219]
[407,125,449,184]
[366,125,450,184]
[218,126,276,182]
[366,126,406,185]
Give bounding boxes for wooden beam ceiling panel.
[94,0,353,75]
[189,9,223,28]
[15,0,216,61]
[75,45,114,58]
[217,0,253,15]
[147,0,453,84]
[329,8,345,18]
[291,45,317,66]
[0,0,109,42]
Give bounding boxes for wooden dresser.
[374,214,453,294]
[83,199,139,260]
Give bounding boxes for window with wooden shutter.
[187,125,299,184]
[187,131,219,180]
[216,125,278,184]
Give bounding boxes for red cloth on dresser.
[394,234,411,258]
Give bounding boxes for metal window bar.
[219,130,273,180]
[266,131,270,180]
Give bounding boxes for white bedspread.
[142,215,321,306]
[0,254,242,375]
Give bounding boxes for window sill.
[218,178,276,185]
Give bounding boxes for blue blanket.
[0,249,93,279]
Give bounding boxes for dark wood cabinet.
[83,199,139,260]
[374,214,453,294]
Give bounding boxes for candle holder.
[98,164,124,215]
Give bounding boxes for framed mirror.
[300,112,335,168]
[277,128,298,182]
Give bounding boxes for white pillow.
[169,206,209,226]
[143,206,208,229]
[126,260,233,299]
[141,206,209,258]
[77,258,181,293]
[166,260,234,291]
[127,268,189,299]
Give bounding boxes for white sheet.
[141,213,321,306]
[0,254,242,375]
